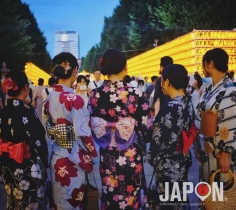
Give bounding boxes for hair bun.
[100,66,109,75]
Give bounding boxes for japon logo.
[160,182,224,202]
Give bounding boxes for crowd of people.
[0,47,236,210]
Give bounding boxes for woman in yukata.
[89,48,150,209]
[146,64,197,210]
[194,48,236,188]
[0,70,50,209]
[45,52,97,210]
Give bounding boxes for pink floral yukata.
[45,84,97,210]
[89,80,149,210]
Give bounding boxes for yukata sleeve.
[24,109,49,168]
[146,103,180,166]
[73,104,97,157]
[215,87,236,156]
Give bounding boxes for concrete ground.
[0,143,200,209]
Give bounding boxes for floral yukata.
[0,99,49,210]
[45,84,97,210]
[196,76,236,183]
[146,96,195,210]
[90,80,149,210]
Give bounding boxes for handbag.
[147,165,158,209]
[83,172,100,210]
[204,170,236,210]
[199,110,218,137]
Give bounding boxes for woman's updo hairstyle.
[4,70,28,96]
[100,48,126,76]
[202,48,228,73]
[162,64,189,90]
[52,52,78,79]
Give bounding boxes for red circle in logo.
[197,183,210,196]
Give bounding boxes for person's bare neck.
[58,79,72,88]
[210,70,225,87]
[108,74,123,83]
[169,89,185,99]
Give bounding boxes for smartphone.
[80,85,87,90]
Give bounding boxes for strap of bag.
[93,81,98,88]
[45,88,49,95]
[148,164,158,190]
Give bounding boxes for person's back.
[45,52,97,209]
[89,49,149,209]
[153,56,173,115]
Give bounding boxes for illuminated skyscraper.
[54,31,80,59]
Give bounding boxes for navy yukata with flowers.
[195,76,236,183]
[89,80,150,210]
[146,96,195,210]
[0,99,50,210]
[45,84,97,210]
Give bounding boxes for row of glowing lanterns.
[24,30,236,81]
[127,30,236,77]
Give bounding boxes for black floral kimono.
[146,95,195,210]
[0,99,49,210]
[90,80,150,210]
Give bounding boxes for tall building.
[54,31,80,59]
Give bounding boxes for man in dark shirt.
[145,75,158,99]
[153,56,173,115]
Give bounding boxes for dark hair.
[151,76,158,82]
[138,80,144,86]
[5,70,28,96]
[38,78,44,86]
[162,64,189,90]
[194,72,203,89]
[77,75,89,85]
[226,71,234,79]
[202,48,228,73]
[123,75,132,83]
[52,52,78,79]
[100,48,126,76]
[160,56,173,68]
[93,68,101,73]
[48,77,56,86]
[131,76,135,81]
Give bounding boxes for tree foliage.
[82,0,236,73]
[0,0,51,72]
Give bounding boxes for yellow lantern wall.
[25,62,50,85]
[127,30,236,78]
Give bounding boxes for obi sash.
[176,123,197,154]
[90,116,137,150]
[46,122,75,149]
[0,139,30,163]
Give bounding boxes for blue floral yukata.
[146,95,195,210]
[45,84,97,210]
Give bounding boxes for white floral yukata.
[0,99,50,210]
[45,84,97,210]
[196,76,236,183]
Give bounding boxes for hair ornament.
[2,77,18,93]
[99,57,103,67]
[52,60,72,74]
